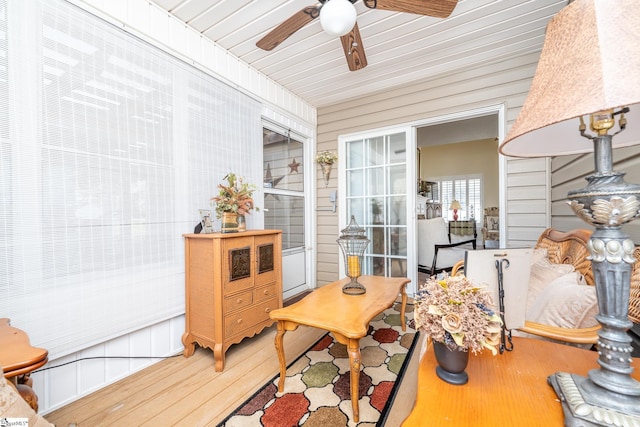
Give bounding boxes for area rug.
[217,302,417,427]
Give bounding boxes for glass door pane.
[263,127,307,297]
[343,130,410,278]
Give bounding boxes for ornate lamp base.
[549,372,640,427]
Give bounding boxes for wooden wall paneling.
[317,53,547,283]
[507,187,547,200]
[148,5,169,45]
[508,213,547,227]
[503,155,549,247]
[317,52,540,122]
[506,170,547,186]
[40,316,184,413]
[506,226,547,243]
[506,157,546,173]
[507,199,547,214]
[128,0,151,35]
[169,17,187,54]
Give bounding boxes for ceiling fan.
[256,0,458,72]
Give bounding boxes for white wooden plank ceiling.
[152,0,568,108]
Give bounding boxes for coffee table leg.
[401,284,407,332]
[274,321,287,392]
[347,338,361,423]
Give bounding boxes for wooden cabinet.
[182,230,282,371]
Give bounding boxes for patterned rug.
[217,302,417,427]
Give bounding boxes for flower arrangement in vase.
[316,150,338,165]
[414,273,503,384]
[210,173,257,233]
[316,150,337,187]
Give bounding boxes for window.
[435,176,482,221]
[0,0,262,358]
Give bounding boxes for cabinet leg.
[181,332,195,357]
[213,343,224,372]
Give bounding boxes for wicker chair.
[452,228,640,345]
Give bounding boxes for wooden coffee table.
[402,336,640,426]
[269,275,410,423]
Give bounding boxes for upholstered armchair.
[418,217,476,276]
[481,207,499,248]
[452,228,640,349]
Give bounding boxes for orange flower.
[210,173,258,218]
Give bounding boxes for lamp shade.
[320,0,357,37]
[450,200,461,210]
[500,0,640,158]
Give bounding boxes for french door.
[339,126,417,293]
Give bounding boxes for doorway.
[262,126,309,298]
[415,107,503,285]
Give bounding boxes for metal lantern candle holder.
[337,215,370,295]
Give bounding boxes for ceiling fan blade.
[340,23,367,71]
[364,0,458,18]
[256,5,320,51]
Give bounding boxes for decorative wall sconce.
[316,150,338,188]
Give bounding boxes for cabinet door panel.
[254,234,281,286]
[223,236,254,293]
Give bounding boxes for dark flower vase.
[433,341,469,385]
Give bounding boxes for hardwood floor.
[45,324,326,427]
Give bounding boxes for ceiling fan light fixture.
[320,0,357,37]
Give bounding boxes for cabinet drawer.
[224,298,279,337]
[254,282,277,303]
[224,289,253,312]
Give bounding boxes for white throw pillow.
[526,271,598,329]
[526,258,575,313]
[531,248,548,264]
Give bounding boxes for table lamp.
[450,200,461,221]
[500,0,640,425]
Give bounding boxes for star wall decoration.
[288,158,300,173]
[264,163,284,189]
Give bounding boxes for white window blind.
[435,177,482,221]
[0,0,262,358]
